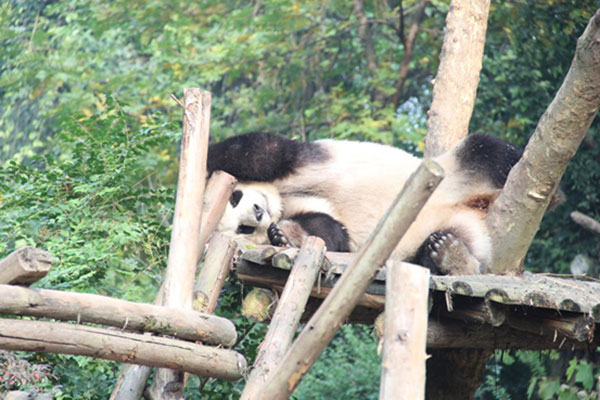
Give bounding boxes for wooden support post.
[149,89,213,399]
[0,318,246,381]
[193,233,237,313]
[112,89,215,400]
[198,171,237,252]
[241,236,326,400]
[379,261,430,400]
[260,160,444,400]
[0,284,236,346]
[0,246,53,285]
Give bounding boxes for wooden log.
[571,211,600,236]
[0,284,236,346]
[193,233,236,313]
[0,246,53,285]
[0,318,246,381]
[198,171,237,251]
[379,261,430,400]
[236,260,386,310]
[426,318,599,350]
[241,237,325,400]
[242,288,277,322]
[260,160,444,400]
[150,88,213,399]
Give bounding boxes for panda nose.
[253,204,264,221]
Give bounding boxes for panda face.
[229,189,270,234]
[217,182,282,244]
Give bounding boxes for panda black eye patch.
[236,225,256,234]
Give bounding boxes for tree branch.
[487,10,600,274]
[392,0,428,109]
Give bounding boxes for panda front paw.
[427,231,481,275]
[268,223,290,247]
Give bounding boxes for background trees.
[1,1,599,398]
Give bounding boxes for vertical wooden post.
[241,236,326,400]
[379,261,430,400]
[259,160,444,400]
[147,89,212,400]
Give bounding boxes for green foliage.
[293,325,381,400]
[2,0,600,398]
[0,101,175,298]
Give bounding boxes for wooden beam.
[241,237,325,400]
[0,284,236,346]
[0,318,246,381]
[0,246,53,285]
[193,233,236,313]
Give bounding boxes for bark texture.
[425,0,491,157]
[241,237,325,400]
[0,318,246,380]
[379,261,430,400]
[487,10,600,274]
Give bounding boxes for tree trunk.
[425,0,491,157]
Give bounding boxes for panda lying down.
[210,132,558,275]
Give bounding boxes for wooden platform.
[234,243,600,350]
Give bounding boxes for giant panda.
[208,132,543,275]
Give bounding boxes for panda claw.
[268,223,290,247]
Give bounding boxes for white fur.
[217,182,282,244]
[272,138,497,270]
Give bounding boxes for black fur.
[410,230,451,275]
[457,133,523,188]
[290,212,350,252]
[208,132,328,181]
[230,190,243,207]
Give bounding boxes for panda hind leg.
[414,231,482,275]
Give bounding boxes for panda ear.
[230,190,243,207]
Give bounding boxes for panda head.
[217,182,282,243]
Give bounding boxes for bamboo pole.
[379,261,430,400]
[0,318,246,381]
[241,236,326,400]
[0,246,53,285]
[0,284,236,346]
[259,159,445,400]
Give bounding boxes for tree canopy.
[1,1,599,398]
